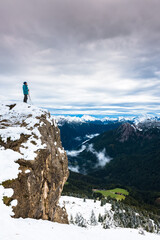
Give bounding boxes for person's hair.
[23,82,27,84]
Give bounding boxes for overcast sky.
[0,0,160,116]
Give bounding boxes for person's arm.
[23,85,25,95]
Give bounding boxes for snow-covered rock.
[0,102,69,223]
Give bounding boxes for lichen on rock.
[0,103,69,224]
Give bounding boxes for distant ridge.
[54,114,160,125]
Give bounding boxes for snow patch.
[0,127,31,143]
[0,149,22,182]
[11,199,18,207]
[58,147,65,154]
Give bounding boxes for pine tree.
[103,220,110,229]
[98,213,103,223]
[75,213,87,228]
[101,198,107,206]
[90,210,98,226]
[70,214,74,225]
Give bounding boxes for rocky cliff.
[115,122,137,142]
[0,103,69,223]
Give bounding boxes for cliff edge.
[0,103,69,223]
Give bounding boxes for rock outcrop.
[0,103,69,223]
[115,122,137,142]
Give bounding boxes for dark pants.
[23,94,28,103]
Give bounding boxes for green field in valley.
[93,188,129,201]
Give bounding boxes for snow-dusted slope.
[0,194,159,240]
[59,196,112,227]
[59,196,160,233]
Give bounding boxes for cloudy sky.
[0,0,160,116]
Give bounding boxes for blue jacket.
[23,84,29,95]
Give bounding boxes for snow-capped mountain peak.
[54,114,160,125]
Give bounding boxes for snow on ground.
[0,148,22,182]
[0,193,159,240]
[0,127,31,142]
[1,219,159,240]
[59,196,112,224]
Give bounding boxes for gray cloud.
[0,0,160,115]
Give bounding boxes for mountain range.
[56,115,160,193]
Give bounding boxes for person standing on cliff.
[23,82,29,103]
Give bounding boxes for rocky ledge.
[0,103,69,223]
